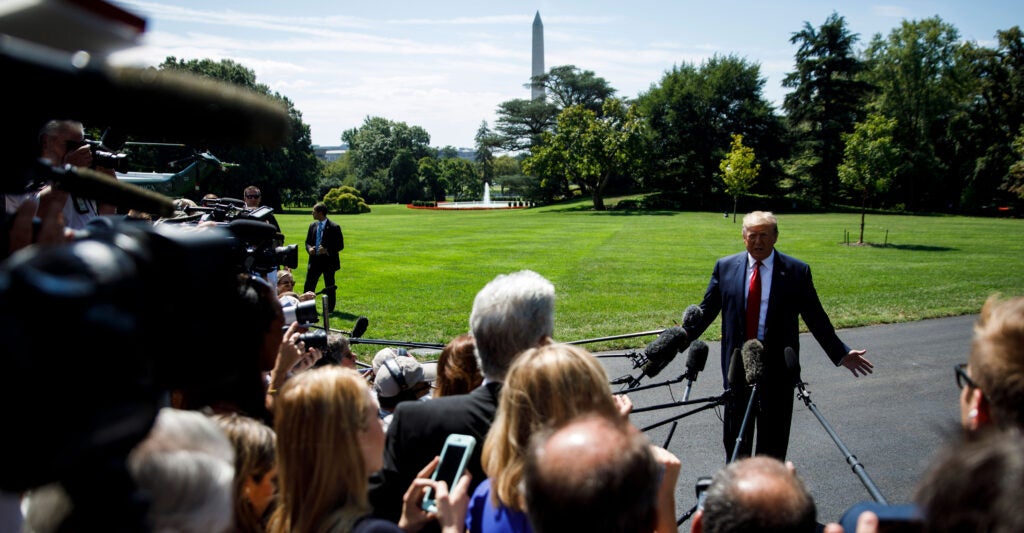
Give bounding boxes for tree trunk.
[859,193,867,244]
[592,174,609,211]
[732,195,738,223]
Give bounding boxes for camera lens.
[296,329,328,350]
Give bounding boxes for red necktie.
[746,260,762,340]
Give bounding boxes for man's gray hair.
[741,211,778,234]
[469,270,555,381]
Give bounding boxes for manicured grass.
[277,201,1024,356]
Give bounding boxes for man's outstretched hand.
[840,350,873,377]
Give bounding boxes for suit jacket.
[695,250,849,388]
[305,217,344,270]
[368,382,501,527]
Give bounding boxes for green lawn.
[277,201,1024,356]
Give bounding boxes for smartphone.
[695,475,712,510]
[421,433,476,512]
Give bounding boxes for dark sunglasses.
[245,194,261,199]
[954,363,978,390]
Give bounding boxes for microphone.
[681,304,703,336]
[613,326,690,389]
[731,339,765,462]
[349,316,369,339]
[784,347,804,390]
[727,347,745,391]
[639,326,690,380]
[3,37,291,192]
[226,218,278,244]
[44,162,176,218]
[683,339,709,382]
[741,339,765,385]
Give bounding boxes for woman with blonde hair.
[468,342,678,533]
[266,366,469,533]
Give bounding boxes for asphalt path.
[594,314,974,530]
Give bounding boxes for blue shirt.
[466,478,533,533]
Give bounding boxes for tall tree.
[390,149,421,204]
[1008,125,1024,199]
[495,65,617,153]
[341,117,431,203]
[782,12,871,206]
[636,55,787,206]
[474,121,501,186]
[531,65,617,115]
[157,57,319,209]
[837,112,899,243]
[417,157,445,201]
[861,17,971,211]
[439,158,480,201]
[523,98,645,210]
[720,134,761,222]
[956,27,1024,211]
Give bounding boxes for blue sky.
[110,1,1023,149]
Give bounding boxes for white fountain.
[431,181,522,210]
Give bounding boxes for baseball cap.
[420,361,438,385]
[375,357,425,399]
[372,347,409,373]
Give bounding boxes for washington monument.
[532,11,545,100]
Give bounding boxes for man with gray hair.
[369,270,556,529]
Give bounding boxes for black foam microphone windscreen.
[728,348,745,389]
[227,218,278,244]
[350,316,369,338]
[685,339,709,376]
[741,339,765,385]
[4,39,291,189]
[49,163,175,217]
[682,304,703,331]
[641,326,688,378]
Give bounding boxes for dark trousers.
[304,258,338,312]
[723,380,795,461]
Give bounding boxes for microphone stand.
[730,382,759,463]
[347,338,446,350]
[796,382,889,504]
[636,393,729,432]
[569,329,665,345]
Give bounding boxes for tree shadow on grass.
[844,242,955,252]
[547,204,678,216]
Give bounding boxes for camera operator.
[22,120,117,230]
[265,320,325,411]
[243,185,281,234]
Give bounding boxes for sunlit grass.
[278,202,1024,356]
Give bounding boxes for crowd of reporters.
[4,123,1023,532]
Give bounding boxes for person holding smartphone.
[469,343,648,533]
[267,366,470,533]
[368,270,557,531]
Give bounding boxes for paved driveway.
[596,314,973,528]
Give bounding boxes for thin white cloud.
[871,5,913,19]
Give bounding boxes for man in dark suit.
[368,270,556,530]
[303,202,344,313]
[693,211,873,461]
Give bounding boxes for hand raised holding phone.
[422,433,476,513]
[397,440,474,533]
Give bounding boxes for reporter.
[212,412,278,533]
[267,366,469,533]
